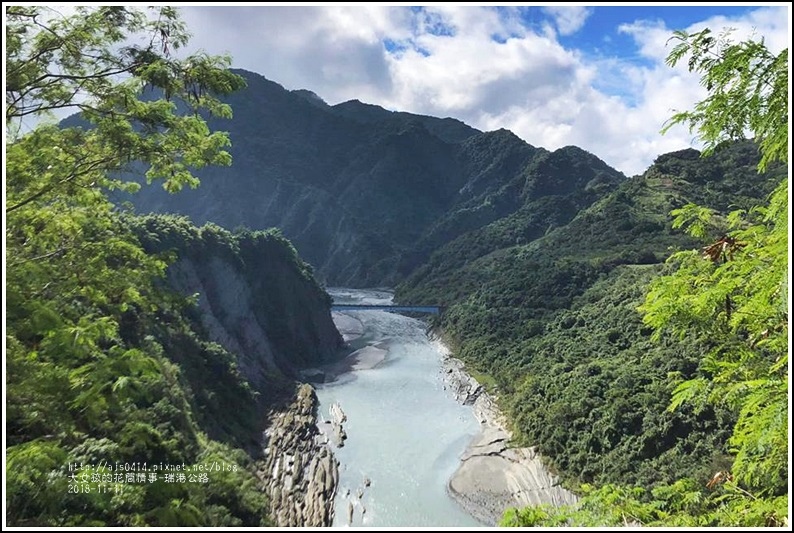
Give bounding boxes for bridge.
[331,304,443,315]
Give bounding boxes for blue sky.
[483,5,755,48]
[180,4,790,175]
[551,5,758,52]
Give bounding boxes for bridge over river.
[331,304,443,315]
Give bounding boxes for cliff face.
[132,215,344,390]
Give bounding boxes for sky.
[37,3,790,177]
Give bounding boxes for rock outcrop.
[445,361,485,407]
[260,384,339,526]
[448,425,577,525]
[133,216,345,389]
[437,341,578,525]
[328,402,348,447]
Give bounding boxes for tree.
[642,28,788,503]
[5,6,245,441]
[5,7,267,526]
[661,28,788,173]
[5,6,245,321]
[6,6,246,197]
[502,28,788,527]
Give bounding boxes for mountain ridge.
[395,139,782,490]
[123,68,625,286]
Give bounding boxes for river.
[315,288,482,527]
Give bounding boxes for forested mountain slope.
[123,69,625,286]
[396,141,783,489]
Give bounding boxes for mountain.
[111,70,783,495]
[121,69,625,286]
[396,140,783,488]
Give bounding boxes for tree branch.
[6,154,124,213]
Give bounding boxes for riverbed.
[315,288,482,527]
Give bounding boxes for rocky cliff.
[133,214,344,389]
[130,214,344,525]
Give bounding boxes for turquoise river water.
[315,288,482,527]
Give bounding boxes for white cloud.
[604,5,790,172]
[542,6,592,36]
[179,6,409,103]
[179,5,790,176]
[383,8,579,117]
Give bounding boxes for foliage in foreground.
[501,481,788,527]
[5,6,283,526]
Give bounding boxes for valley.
[6,7,788,527]
[120,73,786,526]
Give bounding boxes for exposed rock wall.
[134,217,344,389]
[167,256,281,389]
[167,253,342,385]
[260,384,339,526]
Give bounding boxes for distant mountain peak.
[331,99,478,144]
[124,66,638,287]
[291,89,328,107]
[335,98,383,109]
